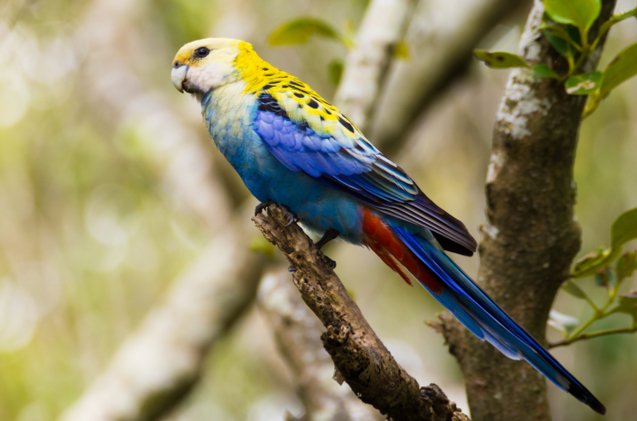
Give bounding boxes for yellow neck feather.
[233,42,359,139]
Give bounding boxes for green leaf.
[532,63,560,79]
[542,26,575,58]
[268,17,343,46]
[616,251,637,282]
[600,43,637,97]
[473,49,529,69]
[611,207,637,250]
[563,280,588,299]
[544,0,601,35]
[615,291,637,322]
[327,59,344,86]
[572,208,637,278]
[565,71,603,95]
[572,248,611,278]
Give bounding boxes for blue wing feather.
[253,101,477,255]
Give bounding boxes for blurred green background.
[0,0,635,420]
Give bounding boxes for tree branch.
[253,204,469,421]
[61,216,268,421]
[371,0,525,153]
[73,0,233,231]
[440,1,616,419]
[258,269,384,421]
[333,0,416,132]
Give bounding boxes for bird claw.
[322,255,337,270]
[254,200,274,216]
[255,201,298,226]
[282,207,298,226]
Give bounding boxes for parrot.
[171,38,605,414]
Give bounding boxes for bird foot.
[315,229,338,269]
[315,228,339,249]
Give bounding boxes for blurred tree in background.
[0,0,636,420]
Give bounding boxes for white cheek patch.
[188,49,238,91]
[189,61,234,90]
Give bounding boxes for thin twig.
[564,287,618,342]
[549,325,637,348]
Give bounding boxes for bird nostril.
[173,61,181,68]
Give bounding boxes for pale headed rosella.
[171,38,605,414]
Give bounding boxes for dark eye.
[193,47,210,59]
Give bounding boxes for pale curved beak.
[171,63,188,93]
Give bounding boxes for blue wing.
[253,92,477,255]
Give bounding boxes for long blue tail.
[390,225,605,415]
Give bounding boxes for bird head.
[171,38,246,98]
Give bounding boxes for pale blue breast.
[201,83,364,243]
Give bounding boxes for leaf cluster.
[549,208,637,347]
[474,0,637,117]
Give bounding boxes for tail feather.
[362,209,605,415]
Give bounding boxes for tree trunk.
[441,1,616,419]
